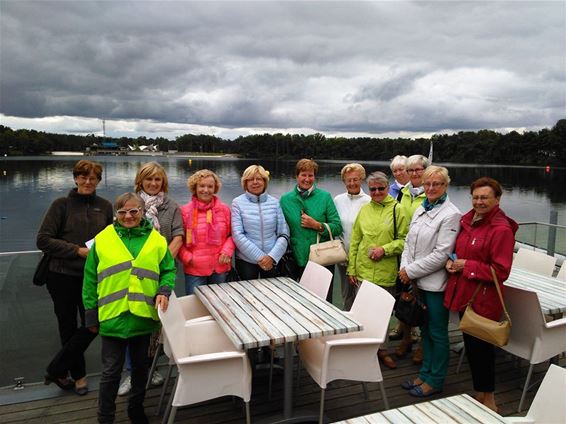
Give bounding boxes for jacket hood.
[113,218,153,238]
[371,194,397,207]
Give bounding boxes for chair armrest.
[326,337,383,347]
[184,320,239,353]
[177,351,246,365]
[545,316,566,329]
[185,315,213,325]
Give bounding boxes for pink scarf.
[184,196,222,246]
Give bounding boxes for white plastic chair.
[297,281,394,424]
[158,294,252,424]
[501,286,566,412]
[506,364,566,424]
[513,248,557,276]
[299,260,333,299]
[556,263,566,281]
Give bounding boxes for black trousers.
[235,258,279,280]
[462,331,495,392]
[98,334,150,424]
[46,271,97,380]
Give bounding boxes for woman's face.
[392,165,409,185]
[142,173,164,196]
[423,173,447,203]
[74,171,100,195]
[368,180,389,203]
[246,173,266,196]
[195,176,216,203]
[343,170,362,195]
[116,199,143,228]
[407,163,425,187]
[472,186,500,217]
[296,170,315,191]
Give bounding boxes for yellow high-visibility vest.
[95,225,167,322]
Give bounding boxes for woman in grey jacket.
[398,166,461,397]
[231,165,289,280]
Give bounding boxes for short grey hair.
[114,192,145,211]
[406,154,430,170]
[367,171,389,186]
[390,155,407,171]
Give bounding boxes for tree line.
[0,119,564,166]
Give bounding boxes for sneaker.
[118,376,131,396]
[150,370,164,387]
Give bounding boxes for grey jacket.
[400,199,461,292]
[154,194,184,245]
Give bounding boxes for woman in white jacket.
[232,165,289,280]
[398,166,461,398]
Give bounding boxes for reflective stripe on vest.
[95,225,167,322]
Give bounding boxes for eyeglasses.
[76,175,98,183]
[471,195,494,201]
[116,208,141,217]
[369,186,387,192]
[424,182,445,188]
[407,168,424,174]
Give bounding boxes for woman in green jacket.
[280,158,342,302]
[83,192,176,424]
[347,171,408,369]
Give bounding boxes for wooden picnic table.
[506,267,566,315]
[334,393,510,423]
[195,276,363,422]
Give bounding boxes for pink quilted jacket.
[178,196,235,276]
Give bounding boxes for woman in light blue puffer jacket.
[231,165,289,280]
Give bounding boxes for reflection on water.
[1,156,565,252]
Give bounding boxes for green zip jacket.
[399,184,426,221]
[280,186,343,267]
[83,219,177,338]
[346,195,408,287]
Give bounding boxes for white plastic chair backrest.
[525,364,566,423]
[556,263,566,281]
[177,294,210,320]
[299,261,332,299]
[158,292,192,360]
[350,281,395,339]
[513,248,557,276]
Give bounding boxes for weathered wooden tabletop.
[506,267,566,315]
[194,276,362,350]
[334,393,511,423]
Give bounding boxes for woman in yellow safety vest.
[83,192,176,424]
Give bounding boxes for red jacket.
[444,205,518,321]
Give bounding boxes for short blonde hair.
[240,165,269,190]
[423,165,451,185]
[340,163,366,181]
[187,169,221,195]
[134,162,168,193]
[390,155,407,171]
[295,158,318,176]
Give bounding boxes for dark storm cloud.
[0,0,564,137]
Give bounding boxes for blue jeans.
[185,272,227,295]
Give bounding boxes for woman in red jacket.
[444,177,518,412]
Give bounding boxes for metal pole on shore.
[547,210,557,256]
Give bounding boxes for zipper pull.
[483,286,487,295]
[471,238,476,245]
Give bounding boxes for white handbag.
[308,223,348,266]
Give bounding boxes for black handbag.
[394,281,428,327]
[33,253,51,286]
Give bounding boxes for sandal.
[401,379,422,390]
[408,384,441,398]
[378,351,397,369]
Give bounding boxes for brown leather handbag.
[459,266,512,347]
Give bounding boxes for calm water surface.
[1,156,565,252]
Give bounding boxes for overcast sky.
[1,0,564,140]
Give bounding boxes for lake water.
[1,156,565,253]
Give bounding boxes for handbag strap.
[467,266,512,325]
[316,223,334,244]
[392,203,400,268]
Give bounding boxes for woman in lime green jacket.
[347,171,408,369]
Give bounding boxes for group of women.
[37,156,517,422]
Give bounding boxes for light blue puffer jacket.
[231,191,290,264]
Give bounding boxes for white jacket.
[334,190,370,252]
[400,199,461,292]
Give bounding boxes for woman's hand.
[77,247,89,258]
[369,247,385,261]
[88,326,98,334]
[446,258,466,273]
[348,275,359,287]
[398,267,411,284]
[218,253,231,265]
[257,255,274,271]
[155,294,169,312]
[300,211,322,231]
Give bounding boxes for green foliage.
[0,121,564,166]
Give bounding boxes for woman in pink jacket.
[178,169,235,294]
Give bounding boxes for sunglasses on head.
[369,186,387,192]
